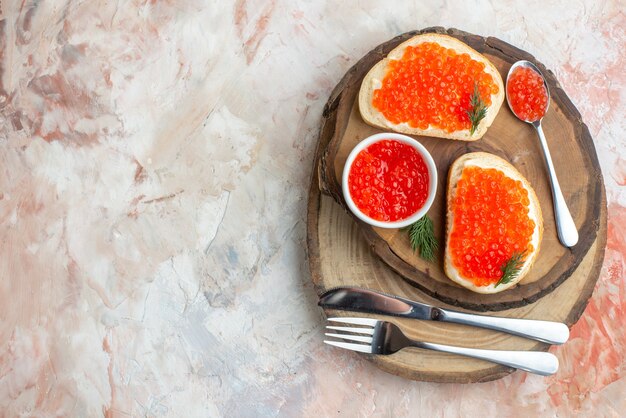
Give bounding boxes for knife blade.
[318,286,440,320]
[318,287,569,345]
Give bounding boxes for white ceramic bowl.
[342,133,438,229]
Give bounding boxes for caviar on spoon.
[506,61,578,248]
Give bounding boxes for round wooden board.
[316,27,605,311]
[307,27,607,383]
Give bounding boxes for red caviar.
[348,140,429,222]
[372,42,499,133]
[507,66,548,121]
[449,166,535,286]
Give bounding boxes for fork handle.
[438,308,569,345]
[416,341,558,376]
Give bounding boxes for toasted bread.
[444,152,543,293]
[358,33,504,141]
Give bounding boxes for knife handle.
[438,308,569,345]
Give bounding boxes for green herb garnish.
[406,216,438,262]
[466,83,488,136]
[495,251,527,287]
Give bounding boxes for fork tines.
[323,317,378,354]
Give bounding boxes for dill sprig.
[406,216,438,262]
[466,83,488,136]
[495,251,527,287]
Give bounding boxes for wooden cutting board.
[307,27,607,382]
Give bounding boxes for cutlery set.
[320,287,569,376]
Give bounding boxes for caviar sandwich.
[444,152,543,294]
[359,33,504,141]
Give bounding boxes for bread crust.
[444,152,543,294]
[358,34,504,141]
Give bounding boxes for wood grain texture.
[315,27,605,311]
[306,27,607,382]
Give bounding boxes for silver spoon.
[506,60,578,248]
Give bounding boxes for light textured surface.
[0,1,624,416]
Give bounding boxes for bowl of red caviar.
[342,133,437,229]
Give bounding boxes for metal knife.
[318,287,569,345]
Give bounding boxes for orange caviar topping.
[507,66,548,121]
[372,42,499,133]
[449,167,535,286]
[348,139,429,222]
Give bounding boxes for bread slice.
[358,33,504,141]
[444,152,543,293]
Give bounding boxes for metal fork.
[324,317,559,376]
